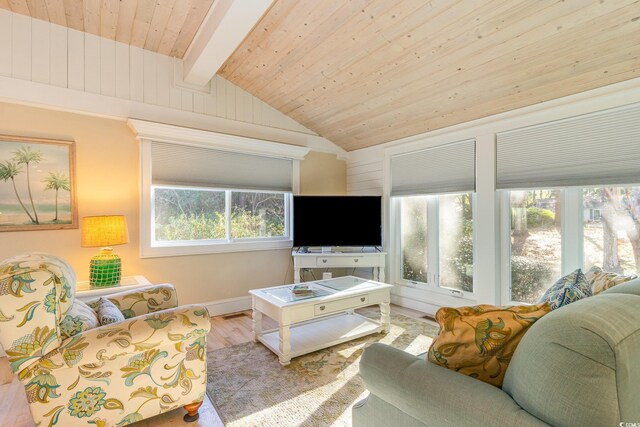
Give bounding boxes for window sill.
[141,239,293,258]
[393,281,478,307]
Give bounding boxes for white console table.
[292,250,387,283]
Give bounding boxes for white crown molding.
[0,75,351,159]
[128,118,311,160]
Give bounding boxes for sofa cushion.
[59,300,99,339]
[538,268,591,309]
[427,303,551,387]
[88,297,125,325]
[584,265,637,294]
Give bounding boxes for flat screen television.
[293,196,382,247]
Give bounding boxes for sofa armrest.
[96,283,179,318]
[359,344,548,427]
[28,305,210,372]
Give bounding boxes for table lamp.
[81,215,129,288]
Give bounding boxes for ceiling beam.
[182,0,273,87]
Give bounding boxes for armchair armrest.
[39,305,210,370]
[98,283,179,318]
[359,344,548,427]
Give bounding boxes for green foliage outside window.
[510,256,554,303]
[525,207,555,228]
[153,187,286,241]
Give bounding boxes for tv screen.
[293,196,382,247]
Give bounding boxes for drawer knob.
[354,259,359,263]
[360,297,366,302]
[319,305,326,311]
[322,259,327,263]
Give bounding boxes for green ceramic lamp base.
[89,248,122,288]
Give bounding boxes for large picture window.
[399,193,474,293]
[503,185,640,305]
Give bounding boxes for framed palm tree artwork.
[0,135,77,231]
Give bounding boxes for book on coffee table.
[291,284,313,295]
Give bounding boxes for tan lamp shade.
[81,215,129,248]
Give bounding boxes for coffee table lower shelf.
[257,312,384,365]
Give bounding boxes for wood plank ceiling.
[220,0,640,151]
[0,0,214,58]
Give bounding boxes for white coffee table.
[249,276,392,365]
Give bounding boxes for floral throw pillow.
[59,300,99,339]
[88,297,125,325]
[584,265,637,295]
[427,303,551,387]
[538,268,592,310]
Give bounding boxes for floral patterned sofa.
[0,253,211,426]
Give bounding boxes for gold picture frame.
[0,135,78,231]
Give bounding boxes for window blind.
[390,139,476,196]
[496,103,640,189]
[151,142,293,192]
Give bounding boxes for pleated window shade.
[496,103,640,189]
[151,142,293,192]
[390,139,476,197]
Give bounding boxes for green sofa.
[354,278,640,427]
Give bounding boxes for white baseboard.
[203,295,252,317]
[391,293,441,317]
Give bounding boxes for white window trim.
[132,120,309,258]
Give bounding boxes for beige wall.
[300,151,347,195]
[0,102,346,304]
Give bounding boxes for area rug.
[205,312,439,427]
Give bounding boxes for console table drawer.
[316,256,366,267]
[314,294,369,315]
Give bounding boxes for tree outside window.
[584,186,640,275]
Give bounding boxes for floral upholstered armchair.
[0,253,211,426]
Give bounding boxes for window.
[439,194,474,292]
[504,185,640,304]
[399,193,474,292]
[230,191,286,239]
[401,197,429,283]
[154,187,226,241]
[583,186,640,275]
[497,103,640,304]
[507,189,562,303]
[153,187,288,244]
[132,120,310,257]
[391,139,476,295]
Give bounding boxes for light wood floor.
[0,304,426,427]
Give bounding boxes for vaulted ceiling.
[220,0,640,151]
[0,0,213,57]
[2,1,640,152]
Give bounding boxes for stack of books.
[291,284,314,296]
